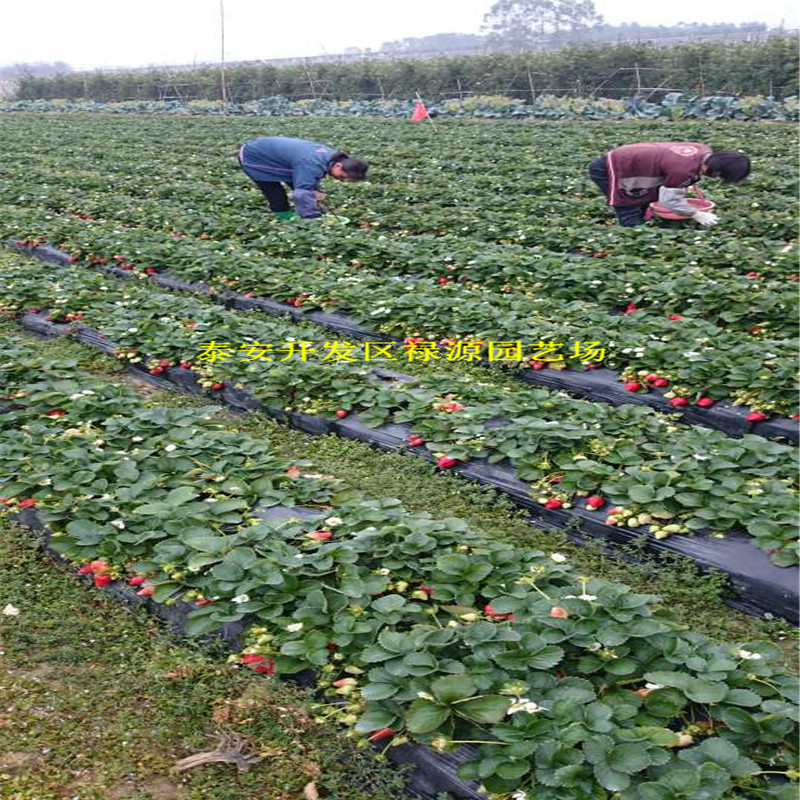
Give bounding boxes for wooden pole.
[219,0,229,108]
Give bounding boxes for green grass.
[0,515,409,800]
[3,321,796,671]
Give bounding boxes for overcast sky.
[2,0,797,71]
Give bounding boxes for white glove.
[692,210,719,227]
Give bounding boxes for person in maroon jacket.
[588,142,751,227]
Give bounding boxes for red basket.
[649,187,715,220]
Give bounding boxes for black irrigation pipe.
[9,503,485,800]
[10,240,797,445]
[15,308,799,625]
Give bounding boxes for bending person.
[588,142,750,227]
[238,136,369,220]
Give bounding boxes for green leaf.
[405,699,451,734]
[166,486,197,506]
[361,683,398,701]
[496,760,530,780]
[371,594,406,613]
[431,674,477,704]
[685,678,727,704]
[606,743,652,774]
[593,763,631,792]
[354,706,398,733]
[617,727,679,747]
[723,688,762,707]
[454,695,512,724]
[628,485,656,503]
[65,519,107,544]
[377,630,416,654]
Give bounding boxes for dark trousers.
[588,156,647,227]
[238,153,292,212]
[254,180,292,212]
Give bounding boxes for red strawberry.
[286,466,302,479]
[668,314,684,321]
[136,586,155,597]
[624,382,643,392]
[653,378,670,388]
[669,397,689,408]
[159,360,171,368]
[335,410,349,419]
[529,361,546,370]
[624,302,638,314]
[696,397,715,408]
[549,606,569,619]
[307,530,332,541]
[145,268,157,275]
[45,409,67,417]
[407,435,424,447]
[17,498,37,509]
[745,412,768,422]
[644,374,660,383]
[368,728,395,743]
[419,586,435,595]
[94,574,112,588]
[792,415,800,422]
[179,362,193,369]
[149,367,164,375]
[194,598,213,606]
[128,576,145,586]
[436,277,451,285]
[241,654,275,674]
[744,272,760,279]
[242,292,256,298]
[544,498,563,509]
[77,564,94,574]
[211,383,225,391]
[437,456,460,469]
[89,560,109,573]
[586,495,605,510]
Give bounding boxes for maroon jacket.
[605,142,712,206]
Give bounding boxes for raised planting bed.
[9,240,798,444]
[13,309,798,622]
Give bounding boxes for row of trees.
[14,39,798,102]
[379,22,770,53]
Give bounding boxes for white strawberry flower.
[416,692,435,700]
[231,594,250,604]
[164,444,177,452]
[286,622,304,632]
[324,517,343,527]
[70,393,84,400]
[645,682,664,690]
[2,604,20,616]
[507,698,548,715]
[550,553,568,563]
[132,436,143,442]
[587,642,602,651]
[110,519,125,529]
[736,649,762,661]
[512,792,528,800]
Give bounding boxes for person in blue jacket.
[237,136,369,220]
